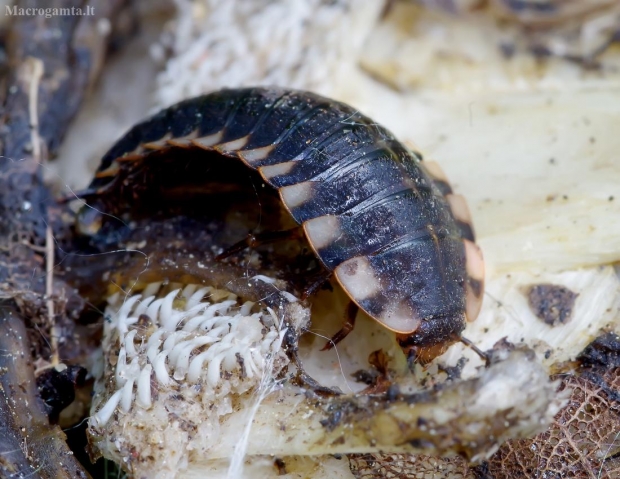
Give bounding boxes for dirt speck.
[527,284,578,326]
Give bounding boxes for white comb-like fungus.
[88,280,565,479]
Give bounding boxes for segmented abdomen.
[90,87,483,342]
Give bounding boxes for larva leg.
[215,226,303,260]
[321,301,359,351]
[459,336,490,366]
[300,269,332,301]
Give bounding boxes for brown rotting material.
[527,283,578,326]
[344,333,620,479]
[483,369,620,478]
[0,1,136,477]
[349,453,472,479]
[479,332,620,478]
[0,304,91,479]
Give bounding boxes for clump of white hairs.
[88,281,289,478]
[151,0,383,106]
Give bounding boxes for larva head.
[394,312,467,365]
[331,236,484,364]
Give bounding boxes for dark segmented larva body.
[87,87,484,350]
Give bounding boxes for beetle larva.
[78,87,484,361]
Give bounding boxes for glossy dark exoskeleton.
[78,87,484,359]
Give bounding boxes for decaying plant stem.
[0,0,135,477]
[0,303,91,479]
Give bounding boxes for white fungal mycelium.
[88,281,289,476]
